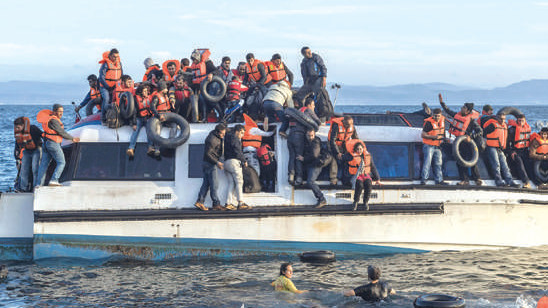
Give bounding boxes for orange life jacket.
[142,64,161,82]
[345,139,370,175]
[508,120,531,149]
[153,91,171,113]
[328,117,355,148]
[90,86,101,101]
[162,59,181,82]
[257,144,272,166]
[267,62,288,85]
[242,114,262,149]
[422,116,445,146]
[136,95,151,118]
[531,133,548,155]
[171,85,192,102]
[227,80,247,101]
[448,112,472,137]
[112,84,135,106]
[14,117,37,150]
[190,49,211,85]
[477,110,490,125]
[484,118,507,149]
[37,110,63,143]
[99,51,122,88]
[245,60,272,84]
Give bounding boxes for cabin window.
[188,144,205,178]
[367,143,411,179]
[65,143,174,181]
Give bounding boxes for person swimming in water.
[271,263,307,294]
[344,265,395,301]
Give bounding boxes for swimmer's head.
[368,265,381,281]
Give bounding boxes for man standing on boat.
[328,115,358,182]
[421,108,448,185]
[35,104,80,187]
[294,46,327,106]
[195,123,227,211]
[98,49,123,122]
[529,127,548,188]
[507,114,532,188]
[224,124,251,210]
[13,117,43,192]
[483,113,520,187]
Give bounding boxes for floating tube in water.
[452,135,479,168]
[413,294,465,308]
[119,92,135,120]
[534,160,548,182]
[298,250,335,263]
[146,112,190,149]
[201,75,227,103]
[284,107,319,131]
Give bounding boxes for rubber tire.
[190,94,199,123]
[414,294,465,308]
[85,98,102,116]
[496,106,523,118]
[534,160,548,182]
[146,112,190,149]
[298,250,335,263]
[201,75,227,103]
[452,135,479,167]
[284,107,319,131]
[119,91,135,120]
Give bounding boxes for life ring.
[496,106,523,118]
[534,160,548,182]
[413,294,465,308]
[284,107,319,131]
[452,135,479,167]
[200,75,227,103]
[146,112,190,149]
[298,250,335,263]
[119,91,135,120]
[85,98,102,116]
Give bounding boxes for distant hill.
[0,81,86,105]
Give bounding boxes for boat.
[1,110,547,261]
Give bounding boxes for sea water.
[1,104,547,307]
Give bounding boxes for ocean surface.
[1,103,548,307]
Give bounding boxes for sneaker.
[126,148,134,157]
[48,180,62,187]
[436,181,449,185]
[476,179,483,186]
[295,177,303,186]
[330,179,338,185]
[457,180,468,186]
[237,203,251,210]
[496,181,506,187]
[279,131,288,139]
[523,182,531,189]
[212,204,227,211]
[147,147,155,155]
[194,201,208,211]
[352,201,358,211]
[363,203,370,211]
[224,204,237,211]
[315,199,327,209]
[154,149,161,157]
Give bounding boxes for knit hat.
[143,57,154,68]
[464,102,474,112]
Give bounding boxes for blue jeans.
[19,147,42,191]
[128,117,153,150]
[486,147,513,184]
[99,87,111,120]
[421,144,443,182]
[307,165,325,201]
[36,140,65,186]
[196,162,221,206]
[288,131,305,179]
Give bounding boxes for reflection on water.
[1,246,546,307]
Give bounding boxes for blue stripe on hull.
[33,234,426,261]
[0,237,33,261]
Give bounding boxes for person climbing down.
[241,113,274,176]
[342,139,381,211]
[271,263,307,294]
[344,265,395,301]
[75,74,102,116]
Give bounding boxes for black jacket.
[203,130,224,165]
[300,53,327,85]
[303,136,322,166]
[224,132,245,163]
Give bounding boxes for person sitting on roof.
[13,116,43,192]
[483,113,520,187]
[188,48,218,122]
[507,114,532,189]
[112,75,136,108]
[142,57,162,83]
[241,114,274,176]
[168,75,195,122]
[271,263,307,294]
[35,104,80,187]
[98,48,123,122]
[162,59,181,86]
[529,127,548,188]
[266,53,294,86]
[344,265,396,301]
[243,53,272,95]
[127,83,153,158]
[421,108,448,185]
[224,76,249,123]
[342,139,381,211]
[75,74,102,116]
[439,94,483,186]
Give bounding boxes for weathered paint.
[0,238,33,261]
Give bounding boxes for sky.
[1,0,548,88]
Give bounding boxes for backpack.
[105,103,122,129]
[243,165,262,193]
[313,87,334,120]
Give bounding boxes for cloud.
[85,38,119,45]
[150,51,172,59]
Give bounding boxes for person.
[162,59,181,85]
[195,124,227,211]
[439,94,483,186]
[168,75,195,122]
[112,75,135,107]
[234,61,247,80]
[287,98,322,185]
[507,114,532,188]
[271,263,307,294]
[127,83,153,157]
[483,113,520,187]
[421,108,448,185]
[258,143,276,192]
[300,46,327,88]
[217,56,237,85]
[478,104,494,127]
[149,80,174,156]
[13,117,43,192]
[299,128,337,208]
[241,114,273,176]
[224,124,251,210]
[243,53,272,93]
[98,48,123,121]
[529,127,548,188]
[142,57,161,83]
[35,104,80,187]
[224,76,249,122]
[188,48,218,122]
[327,115,358,167]
[262,79,293,130]
[342,139,381,211]
[75,74,102,115]
[267,53,294,86]
[344,265,395,302]
[180,58,190,72]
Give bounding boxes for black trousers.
[508,149,530,183]
[354,178,372,205]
